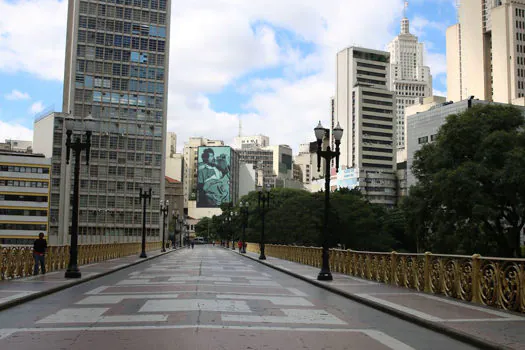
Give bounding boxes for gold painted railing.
[0,241,161,280]
[246,243,525,313]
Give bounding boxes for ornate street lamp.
[160,200,169,252]
[64,115,95,279]
[139,188,152,258]
[314,121,343,281]
[258,185,270,260]
[239,201,249,254]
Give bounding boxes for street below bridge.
[0,247,477,349]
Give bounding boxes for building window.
[418,136,429,144]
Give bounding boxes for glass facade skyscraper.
[44,0,171,243]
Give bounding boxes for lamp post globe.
[64,116,95,279]
[313,120,343,281]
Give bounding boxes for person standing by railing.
[33,232,47,275]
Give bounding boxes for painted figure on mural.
[197,147,230,207]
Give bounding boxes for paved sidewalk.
[239,249,525,350]
[0,248,175,311]
[0,246,479,350]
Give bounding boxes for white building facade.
[233,135,270,150]
[387,13,432,161]
[336,47,397,206]
[447,0,525,104]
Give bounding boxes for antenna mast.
[238,118,242,137]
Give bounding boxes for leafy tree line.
[195,188,410,252]
[403,104,525,258]
[196,105,525,258]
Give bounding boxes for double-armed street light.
[258,185,270,260]
[65,115,95,279]
[239,201,249,254]
[139,188,152,258]
[314,121,343,281]
[160,200,169,252]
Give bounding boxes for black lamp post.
[258,186,270,260]
[64,115,95,279]
[239,201,249,254]
[160,200,169,252]
[314,121,343,281]
[139,188,152,258]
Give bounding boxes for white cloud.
[0,120,33,141]
[4,89,30,101]
[433,89,447,98]
[1,0,421,152]
[410,16,450,38]
[0,0,67,80]
[426,52,447,77]
[166,0,405,150]
[29,101,44,114]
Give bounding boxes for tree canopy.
[405,104,525,257]
[196,187,407,252]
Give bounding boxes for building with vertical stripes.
[335,47,397,206]
[0,152,50,245]
[33,0,171,244]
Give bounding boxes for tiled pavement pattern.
[0,249,169,310]
[242,250,525,350]
[0,247,478,349]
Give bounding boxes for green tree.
[407,104,525,257]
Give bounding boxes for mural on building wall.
[197,146,231,207]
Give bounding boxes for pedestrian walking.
[33,232,47,275]
[191,240,194,249]
[238,240,242,253]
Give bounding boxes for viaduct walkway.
[0,246,523,349]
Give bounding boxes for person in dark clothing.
[33,232,47,275]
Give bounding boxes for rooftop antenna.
[238,118,242,138]
[403,1,408,18]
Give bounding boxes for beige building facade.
[447,0,525,103]
[387,13,432,162]
[336,47,397,206]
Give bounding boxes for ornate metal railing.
[245,243,525,313]
[0,241,162,280]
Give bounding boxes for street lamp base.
[259,254,266,260]
[161,248,166,252]
[317,271,333,281]
[139,251,147,258]
[65,267,82,279]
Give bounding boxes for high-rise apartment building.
[447,0,525,104]
[165,132,183,181]
[387,10,432,160]
[0,151,51,245]
[34,0,171,244]
[236,147,274,188]
[335,47,397,206]
[293,143,324,185]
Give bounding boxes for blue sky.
[0,0,457,147]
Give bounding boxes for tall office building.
[447,0,525,104]
[387,6,432,160]
[335,47,397,206]
[35,0,171,244]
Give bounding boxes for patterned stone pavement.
[242,250,525,350]
[0,247,481,349]
[0,249,169,310]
